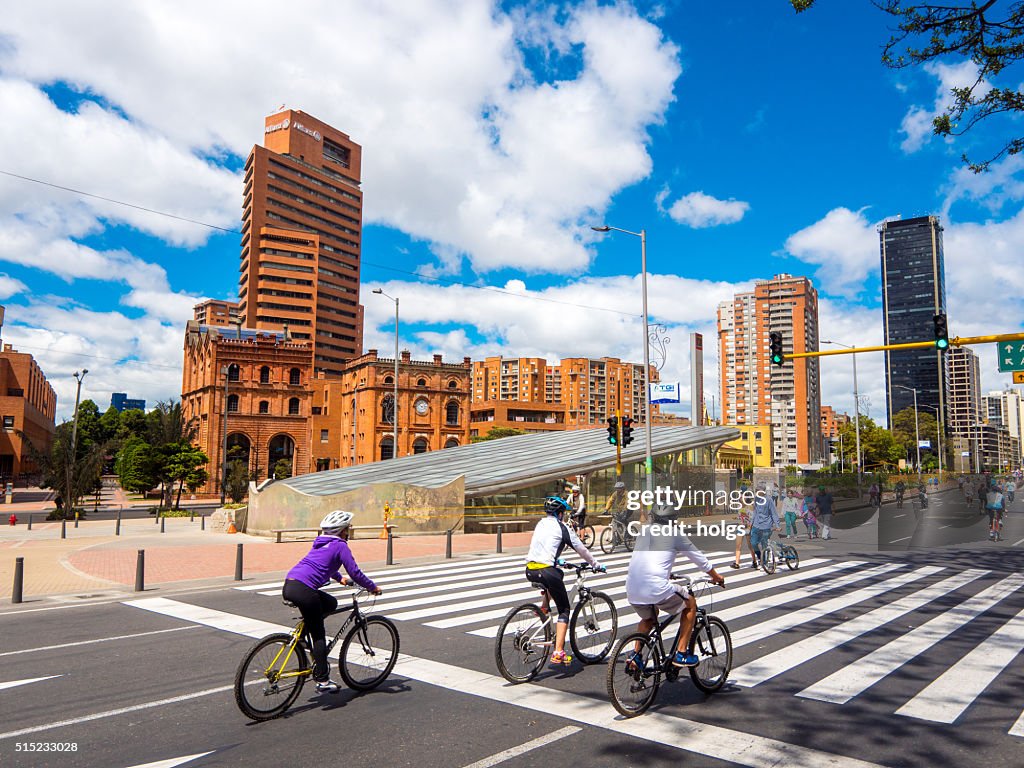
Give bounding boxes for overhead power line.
[0,169,639,317]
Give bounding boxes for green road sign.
[997,341,1024,372]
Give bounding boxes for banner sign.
[650,381,681,404]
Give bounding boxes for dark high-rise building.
[879,215,947,428]
[238,110,365,375]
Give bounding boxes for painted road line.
[390,555,739,623]
[0,685,234,740]
[121,599,881,768]
[0,675,61,692]
[889,536,912,543]
[730,569,987,687]
[459,726,581,768]
[1009,710,1024,738]
[1013,537,1024,547]
[728,566,937,649]
[798,572,1024,705]
[470,559,852,639]
[124,752,215,768]
[0,626,200,658]
[896,604,1024,724]
[894,514,905,519]
[125,598,284,637]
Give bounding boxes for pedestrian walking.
[816,486,835,540]
[732,501,754,569]
[748,483,779,569]
[781,489,800,539]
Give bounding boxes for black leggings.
[525,566,570,622]
[282,579,338,682]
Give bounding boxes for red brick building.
[0,307,57,481]
[181,321,313,496]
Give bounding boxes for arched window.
[445,401,460,425]
[288,397,300,416]
[380,394,395,424]
[260,366,271,384]
[384,375,394,385]
[444,438,460,449]
[380,436,394,461]
[289,367,301,386]
[227,394,239,412]
[227,433,251,465]
[413,438,429,454]
[417,378,427,387]
[227,364,240,382]
[259,400,269,414]
[447,379,458,389]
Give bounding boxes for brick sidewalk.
[1,516,537,602]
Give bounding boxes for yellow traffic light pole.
[785,331,1024,360]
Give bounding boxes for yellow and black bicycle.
[234,589,400,721]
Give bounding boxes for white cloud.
[941,154,1024,218]
[663,191,749,228]
[0,1,681,275]
[0,274,26,299]
[783,207,878,298]
[899,61,989,154]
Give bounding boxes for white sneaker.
[315,679,341,693]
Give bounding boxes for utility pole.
[66,370,88,514]
[220,365,230,505]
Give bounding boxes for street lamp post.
[220,365,230,505]
[894,384,921,481]
[372,289,400,460]
[918,403,943,478]
[66,370,88,514]
[592,224,654,495]
[821,341,861,484]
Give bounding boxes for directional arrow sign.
[997,341,1024,372]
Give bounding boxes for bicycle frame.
[522,565,598,646]
[265,593,365,681]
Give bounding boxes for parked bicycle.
[758,531,800,575]
[606,574,732,717]
[494,561,617,683]
[599,510,636,554]
[234,589,399,721]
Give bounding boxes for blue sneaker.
[625,651,644,673]
[672,652,699,668]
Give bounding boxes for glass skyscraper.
[879,215,948,428]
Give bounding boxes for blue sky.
[0,0,1022,423]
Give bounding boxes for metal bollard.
[496,525,503,554]
[386,527,394,566]
[201,514,205,531]
[234,543,244,581]
[445,528,453,559]
[115,507,121,536]
[160,515,165,534]
[74,512,79,529]
[190,508,195,523]
[27,513,32,531]
[12,557,24,604]
[135,550,145,592]
[61,518,66,539]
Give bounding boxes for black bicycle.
[234,590,399,721]
[494,562,617,683]
[606,575,732,717]
[599,511,636,554]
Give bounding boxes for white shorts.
[630,583,688,621]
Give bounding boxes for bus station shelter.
[246,424,739,535]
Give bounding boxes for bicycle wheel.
[599,525,616,555]
[234,633,308,721]
[688,615,732,693]
[339,617,400,691]
[569,590,617,663]
[579,525,596,548]
[494,604,551,683]
[606,632,662,717]
[782,545,800,571]
[761,544,777,575]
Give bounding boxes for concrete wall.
[246,476,466,537]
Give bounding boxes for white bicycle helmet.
[320,510,353,534]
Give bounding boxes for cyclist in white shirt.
[626,508,724,667]
[525,496,604,666]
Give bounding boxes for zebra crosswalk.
[234,551,1024,736]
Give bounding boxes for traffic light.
[933,313,950,350]
[606,416,619,445]
[769,331,785,366]
[621,417,635,447]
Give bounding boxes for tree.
[273,459,293,480]
[163,443,209,509]
[891,407,940,466]
[791,1,1024,172]
[226,460,250,504]
[74,400,103,450]
[117,409,149,441]
[470,427,528,443]
[20,423,108,513]
[98,405,121,445]
[115,436,158,495]
[836,416,904,469]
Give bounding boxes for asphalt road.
[1,504,1022,768]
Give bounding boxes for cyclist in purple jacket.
[282,510,381,693]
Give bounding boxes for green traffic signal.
[933,313,950,351]
[606,416,619,446]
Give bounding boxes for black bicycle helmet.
[544,496,572,515]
